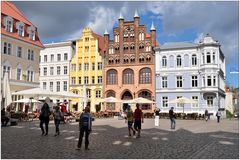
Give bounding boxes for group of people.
[125,104,144,138]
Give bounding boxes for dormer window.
[4,16,13,32]
[28,26,35,41]
[16,22,25,37]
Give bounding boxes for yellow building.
[69,27,104,112]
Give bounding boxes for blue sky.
[14,1,239,88]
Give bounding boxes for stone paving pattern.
[1,118,239,159]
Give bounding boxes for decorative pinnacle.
[150,21,156,31]
[134,10,139,18]
[119,12,124,20]
[104,29,109,35]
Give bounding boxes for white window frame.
[192,96,198,107]
[96,90,101,98]
[50,54,54,62]
[17,46,22,58]
[162,76,167,88]
[64,53,68,61]
[50,67,54,75]
[191,75,198,87]
[176,76,183,88]
[64,66,68,75]
[63,81,67,91]
[43,82,47,90]
[57,54,61,61]
[5,16,13,32]
[177,55,182,67]
[98,76,103,84]
[57,66,61,75]
[56,81,60,92]
[16,22,25,37]
[50,82,53,92]
[192,54,197,66]
[28,26,35,41]
[207,96,214,107]
[16,68,22,80]
[162,56,167,68]
[162,97,168,107]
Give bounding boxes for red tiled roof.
[1,1,44,48]
[92,32,105,56]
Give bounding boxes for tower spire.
[119,12,124,20]
[150,21,156,31]
[134,9,139,18]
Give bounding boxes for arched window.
[139,32,144,41]
[16,22,25,37]
[4,16,13,32]
[139,68,151,84]
[177,55,182,67]
[207,52,211,63]
[107,69,117,85]
[169,55,174,68]
[138,90,152,110]
[130,44,135,50]
[139,56,144,63]
[108,57,114,64]
[109,47,114,54]
[139,43,144,50]
[192,54,197,66]
[28,26,35,41]
[130,56,135,63]
[115,57,120,64]
[123,44,128,50]
[123,56,129,63]
[107,90,116,97]
[146,55,151,62]
[162,56,167,67]
[123,69,134,84]
[115,34,119,42]
[184,54,189,67]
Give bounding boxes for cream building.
[1,2,44,110]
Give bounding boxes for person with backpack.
[53,105,62,136]
[39,97,51,136]
[125,105,136,137]
[76,106,92,150]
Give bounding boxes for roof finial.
[134,9,139,18]
[104,29,109,35]
[150,21,156,31]
[119,12,124,20]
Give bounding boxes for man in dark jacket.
[39,97,51,136]
[169,107,176,129]
[77,106,92,150]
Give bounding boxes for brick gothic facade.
[103,14,156,113]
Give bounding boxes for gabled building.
[1,1,44,111]
[69,27,104,112]
[103,12,157,113]
[155,34,226,116]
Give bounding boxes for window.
[109,47,114,54]
[192,54,197,66]
[84,63,89,71]
[139,68,151,84]
[98,62,102,70]
[27,70,34,82]
[207,76,211,86]
[92,63,95,70]
[177,55,182,67]
[176,76,183,88]
[202,53,205,64]
[28,50,31,60]
[64,53,68,60]
[17,46,22,58]
[85,46,89,52]
[17,24,24,36]
[3,42,7,54]
[3,66,11,78]
[64,66,68,75]
[123,69,134,84]
[213,76,216,86]
[139,33,144,41]
[51,54,54,62]
[6,18,13,32]
[107,69,117,84]
[63,81,67,91]
[56,81,60,92]
[78,64,81,71]
[96,90,101,98]
[44,55,47,62]
[31,51,34,61]
[78,77,81,84]
[3,43,12,55]
[57,66,61,75]
[43,67,47,76]
[162,97,168,107]
[84,76,89,84]
[203,76,205,87]
[85,37,89,42]
[98,76,102,84]
[17,68,22,80]
[207,96,214,107]
[192,76,198,87]
[43,82,46,90]
[71,77,76,85]
[169,55,174,67]
[162,77,168,88]
[87,89,91,98]
[71,64,76,71]
[192,96,198,107]
[213,52,216,64]
[28,28,35,40]
[207,52,211,63]
[146,46,151,52]
[177,96,183,107]
[114,34,119,42]
[50,67,54,75]
[162,56,167,67]
[57,54,61,61]
[50,82,53,91]
[92,76,95,84]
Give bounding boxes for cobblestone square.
[1,118,239,159]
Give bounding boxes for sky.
[13,1,239,88]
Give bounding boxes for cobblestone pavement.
[1,118,239,159]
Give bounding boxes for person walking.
[53,106,62,136]
[133,103,144,138]
[39,97,51,136]
[77,106,92,150]
[216,109,222,123]
[154,107,160,126]
[205,109,209,121]
[169,107,176,129]
[125,105,136,137]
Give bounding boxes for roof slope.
[1,1,43,48]
[161,42,198,50]
[92,32,105,56]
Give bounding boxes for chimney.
[150,21,156,47]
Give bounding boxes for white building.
[39,41,75,103]
[155,34,226,117]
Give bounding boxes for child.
[53,106,62,136]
